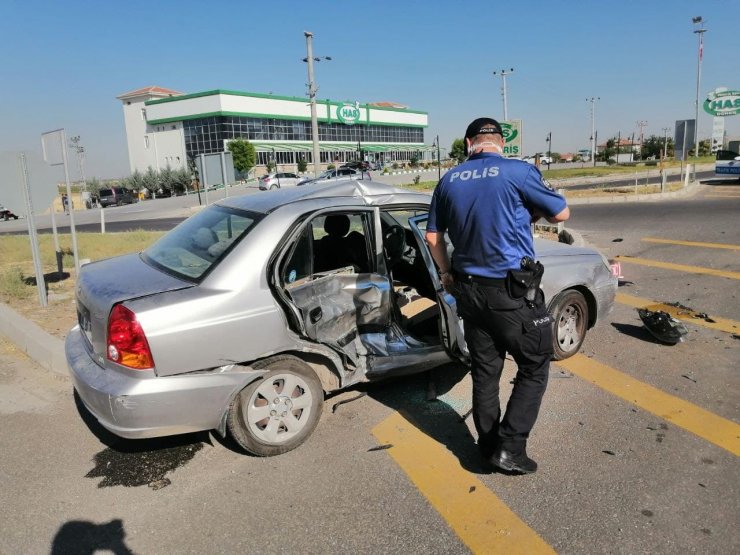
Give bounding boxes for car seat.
[316,215,366,272]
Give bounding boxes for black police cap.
[464,117,504,140]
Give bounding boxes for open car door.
[408,215,468,361]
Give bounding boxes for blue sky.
[1,0,738,185]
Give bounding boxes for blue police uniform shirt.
[428,152,567,278]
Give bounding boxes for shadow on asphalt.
[699,177,740,186]
[52,518,135,555]
[366,363,493,474]
[610,322,662,344]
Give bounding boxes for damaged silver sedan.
[66,180,617,456]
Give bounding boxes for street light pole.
[69,135,87,193]
[587,97,600,165]
[433,135,441,181]
[692,17,707,160]
[546,132,552,166]
[662,127,671,159]
[303,31,324,178]
[637,120,648,160]
[492,68,514,120]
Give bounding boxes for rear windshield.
[99,189,113,196]
[142,205,263,281]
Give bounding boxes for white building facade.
[117,86,430,176]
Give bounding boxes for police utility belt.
[455,257,544,307]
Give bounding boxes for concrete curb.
[566,179,699,205]
[0,302,67,377]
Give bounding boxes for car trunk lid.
[75,253,194,364]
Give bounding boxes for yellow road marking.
[615,255,740,280]
[642,237,740,251]
[373,412,555,554]
[616,292,739,334]
[557,354,740,456]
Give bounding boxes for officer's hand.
[440,272,454,293]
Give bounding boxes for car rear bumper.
[65,326,263,439]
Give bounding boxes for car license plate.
[77,305,93,347]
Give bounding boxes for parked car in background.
[259,172,302,190]
[298,167,369,185]
[98,187,137,207]
[715,149,740,178]
[524,155,551,166]
[0,204,19,221]
[340,160,371,171]
[66,179,617,457]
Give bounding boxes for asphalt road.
[0,182,738,554]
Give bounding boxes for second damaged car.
[66,180,617,456]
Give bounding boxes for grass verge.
[0,230,164,301]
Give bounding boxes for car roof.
[219,179,430,214]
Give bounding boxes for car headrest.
[193,227,218,249]
[324,215,350,237]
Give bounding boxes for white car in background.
[259,172,302,190]
[523,155,551,165]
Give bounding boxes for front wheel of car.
[549,290,588,360]
[227,355,324,456]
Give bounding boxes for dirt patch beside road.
[2,274,78,341]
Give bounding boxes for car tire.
[549,290,588,360]
[270,184,279,190]
[227,355,324,456]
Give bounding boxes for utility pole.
[546,132,552,166]
[69,135,87,192]
[303,32,331,178]
[433,135,441,181]
[692,16,707,159]
[662,127,671,159]
[637,120,648,160]
[587,97,600,164]
[492,68,514,120]
[594,131,598,167]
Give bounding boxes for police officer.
[425,118,569,474]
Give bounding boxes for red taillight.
[107,304,154,370]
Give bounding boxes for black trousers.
[452,278,553,456]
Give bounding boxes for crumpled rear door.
[287,271,391,365]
